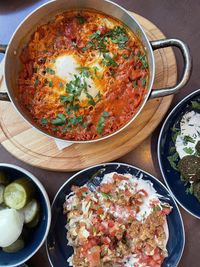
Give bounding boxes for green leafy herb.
[41,118,48,125]
[51,59,56,63]
[33,66,37,73]
[191,101,200,110]
[49,80,53,87]
[122,54,129,59]
[132,81,137,88]
[34,77,39,87]
[183,147,194,154]
[46,67,55,75]
[185,183,193,195]
[107,26,129,49]
[183,135,195,144]
[169,146,176,154]
[68,115,83,126]
[52,113,66,126]
[76,15,86,24]
[89,30,101,40]
[141,77,146,87]
[60,95,74,103]
[93,66,99,76]
[171,126,181,143]
[102,53,118,67]
[167,152,179,170]
[138,54,148,69]
[86,93,95,106]
[101,192,112,199]
[153,205,161,212]
[76,66,91,78]
[66,75,87,96]
[97,112,109,135]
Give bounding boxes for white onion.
[0,208,24,247]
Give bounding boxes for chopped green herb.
[167,152,179,170]
[86,93,95,106]
[46,67,55,75]
[49,80,53,87]
[76,15,86,24]
[70,103,80,112]
[169,146,176,154]
[191,101,200,110]
[97,112,109,135]
[171,126,181,143]
[183,135,195,144]
[92,66,99,76]
[122,54,129,59]
[141,77,146,87]
[102,53,118,67]
[34,77,39,87]
[52,113,66,126]
[51,59,56,63]
[183,147,194,155]
[138,54,148,69]
[66,75,87,96]
[60,95,74,103]
[107,26,129,49]
[153,205,161,212]
[89,30,101,40]
[68,115,83,126]
[33,66,37,73]
[185,183,193,195]
[132,81,137,88]
[101,192,112,199]
[76,66,91,78]
[41,118,48,125]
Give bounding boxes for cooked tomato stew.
[18,10,149,141]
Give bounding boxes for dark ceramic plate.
[46,163,184,267]
[158,88,200,219]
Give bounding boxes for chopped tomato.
[113,173,128,181]
[162,207,171,215]
[138,189,148,197]
[96,208,104,215]
[108,220,115,228]
[100,183,115,193]
[87,246,101,267]
[101,236,111,245]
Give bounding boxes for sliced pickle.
[22,199,40,224]
[0,172,9,185]
[2,238,24,253]
[0,185,5,204]
[26,211,40,228]
[4,178,35,210]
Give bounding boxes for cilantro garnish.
[97,112,109,135]
[52,113,66,126]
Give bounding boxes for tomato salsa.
[18,10,149,141]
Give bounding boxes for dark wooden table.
[0,0,199,266]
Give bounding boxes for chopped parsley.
[141,77,146,87]
[102,53,118,67]
[171,126,181,143]
[52,113,66,126]
[41,118,48,125]
[46,67,55,75]
[60,95,74,104]
[34,77,39,87]
[185,183,193,195]
[183,135,195,144]
[76,66,91,78]
[86,93,95,106]
[101,192,112,199]
[107,26,129,49]
[167,152,179,170]
[76,15,86,24]
[183,147,194,155]
[191,101,200,110]
[97,112,109,135]
[68,115,83,126]
[59,82,64,88]
[33,66,37,73]
[49,80,53,87]
[132,81,137,88]
[66,75,87,96]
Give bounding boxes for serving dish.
[158,88,200,219]
[0,0,191,143]
[0,163,51,267]
[46,163,185,267]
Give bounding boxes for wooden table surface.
[0,0,199,266]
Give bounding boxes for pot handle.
[150,38,192,98]
[0,44,10,102]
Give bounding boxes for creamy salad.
[63,172,172,267]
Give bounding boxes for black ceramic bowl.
[158,88,200,219]
[46,163,185,267]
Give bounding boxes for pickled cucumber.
[22,199,40,225]
[2,238,24,253]
[4,178,35,209]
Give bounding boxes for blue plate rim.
[46,162,185,267]
[158,88,200,219]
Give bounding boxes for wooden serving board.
[0,12,177,172]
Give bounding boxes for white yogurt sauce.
[175,111,200,159]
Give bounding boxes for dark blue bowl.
[46,163,185,267]
[158,88,200,219]
[0,163,51,267]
